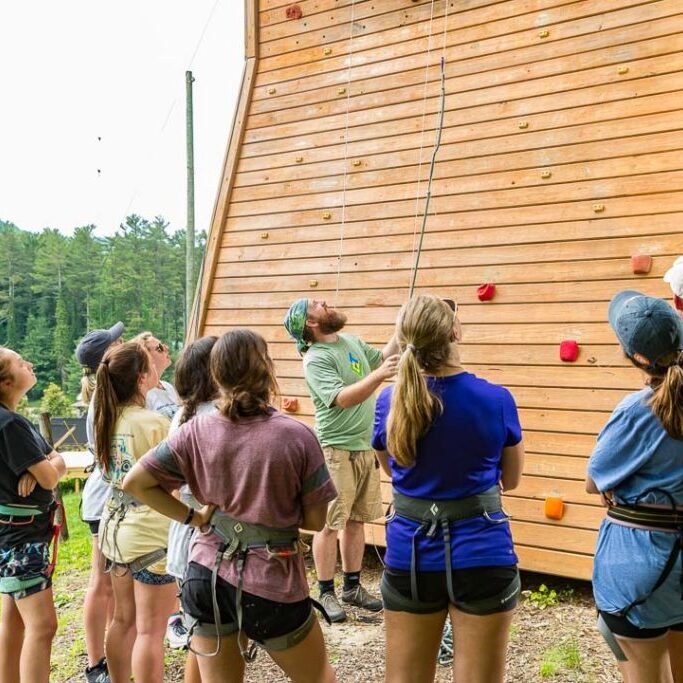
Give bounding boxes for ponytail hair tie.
[405,343,416,353]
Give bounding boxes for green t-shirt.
[303,333,384,451]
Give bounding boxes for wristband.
[183,507,195,526]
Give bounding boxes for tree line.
[0,216,206,401]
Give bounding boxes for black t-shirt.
[0,404,54,546]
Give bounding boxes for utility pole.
[185,70,196,327]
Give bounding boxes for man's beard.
[318,309,347,334]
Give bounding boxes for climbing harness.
[186,510,329,662]
[596,488,683,662]
[381,486,520,613]
[0,501,62,594]
[100,488,167,576]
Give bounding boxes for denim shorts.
[0,542,52,600]
[131,567,175,585]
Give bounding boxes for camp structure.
[189,0,683,580]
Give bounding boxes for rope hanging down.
[333,0,357,305]
[408,54,447,298]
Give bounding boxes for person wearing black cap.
[586,291,683,680]
[76,322,124,683]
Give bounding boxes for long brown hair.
[635,351,683,439]
[387,296,454,467]
[174,336,219,425]
[94,342,151,473]
[210,329,279,421]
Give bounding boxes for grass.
[539,638,582,678]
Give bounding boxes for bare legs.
[83,536,113,667]
[0,588,58,683]
[313,520,366,582]
[614,630,683,683]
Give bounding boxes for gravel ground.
[158,549,620,683]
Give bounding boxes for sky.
[0,0,244,236]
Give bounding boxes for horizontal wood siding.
[198,0,683,580]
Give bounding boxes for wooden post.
[38,413,69,541]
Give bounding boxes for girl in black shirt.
[0,348,66,683]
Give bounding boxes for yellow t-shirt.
[99,406,171,572]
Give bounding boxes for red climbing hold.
[630,254,652,275]
[560,340,579,363]
[477,283,496,301]
[286,4,303,19]
[282,397,299,413]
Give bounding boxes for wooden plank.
[249,47,683,132]
[245,0,259,59]
[254,10,682,102]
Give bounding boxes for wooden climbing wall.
[192,0,683,580]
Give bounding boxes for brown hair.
[174,336,219,425]
[94,342,151,473]
[634,350,683,439]
[210,329,279,421]
[387,296,454,467]
[0,348,14,403]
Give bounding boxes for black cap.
[75,322,125,370]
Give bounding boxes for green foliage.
[539,638,581,677]
[40,383,75,418]
[527,583,574,610]
[0,216,206,404]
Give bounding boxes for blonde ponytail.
[649,351,683,439]
[386,296,454,467]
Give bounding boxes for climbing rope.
[333,0,357,306]
[408,0,450,298]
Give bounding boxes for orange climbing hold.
[286,4,303,19]
[631,254,652,275]
[544,497,565,520]
[282,397,299,412]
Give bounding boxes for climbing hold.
[544,497,564,520]
[630,254,652,275]
[282,397,299,412]
[617,65,629,75]
[541,170,552,179]
[518,121,529,129]
[352,159,362,167]
[295,156,304,163]
[285,5,303,20]
[592,203,605,213]
[267,87,276,95]
[260,232,269,240]
[539,29,550,38]
[338,87,346,95]
[309,279,318,288]
[559,340,580,362]
[477,283,496,302]
[323,47,332,55]
[322,212,332,220]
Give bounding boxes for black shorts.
[87,520,100,536]
[181,562,312,645]
[599,611,683,639]
[381,565,520,615]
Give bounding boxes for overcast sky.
[0,0,244,236]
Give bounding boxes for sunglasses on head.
[443,298,458,314]
[153,342,166,353]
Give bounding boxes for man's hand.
[376,354,400,381]
[18,472,38,497]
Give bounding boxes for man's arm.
[335,354,399,409]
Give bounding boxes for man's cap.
[608,290,683,366]
[283,299,310,355]
[663,256,683,298]
[75,322,125,370]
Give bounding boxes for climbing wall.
[194,0,683,580]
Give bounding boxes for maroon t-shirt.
[139,408,336,602]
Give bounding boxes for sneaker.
[319,590,347,623]
[85,657,110,683]
[341,583,383,612]
[166,612,189,649]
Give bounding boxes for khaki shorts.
[322,447,383,531]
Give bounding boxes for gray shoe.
[341,584,383,612]
[320,590,347,623]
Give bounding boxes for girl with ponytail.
[587,291,683,680]
[372,295,525,683]
[94,341,177,683]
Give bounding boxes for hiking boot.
[85,657,110,683]
[320,590,347,623]
[341,584,383,612]
[166,612,189,649]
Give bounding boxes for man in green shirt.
[284,298,399,622]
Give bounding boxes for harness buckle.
[223,537,240,560]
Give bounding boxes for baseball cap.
[75,322,125,370]
[608,290,683,366]
[663,256,683,297]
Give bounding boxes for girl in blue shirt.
[587,290,683,682]
[372,295,524,683]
